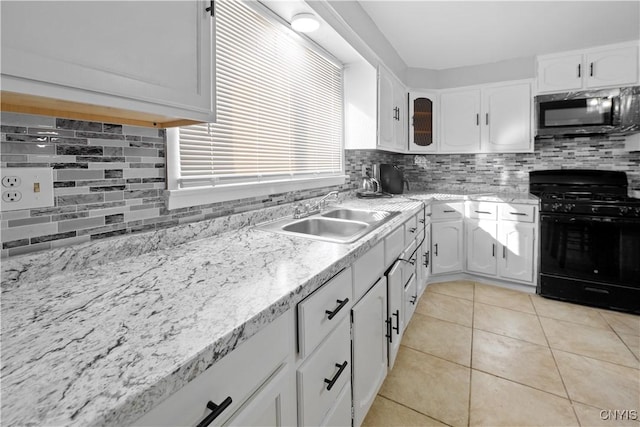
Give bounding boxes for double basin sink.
[258,208,400,243]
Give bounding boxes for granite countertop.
[0,196,422,427]
[405,191,539,205]
[0,191,539,426]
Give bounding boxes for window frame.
[166,1,346,210]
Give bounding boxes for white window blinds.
[178,0,344,188]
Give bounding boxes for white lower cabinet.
[499,222,536,283]
[386,261,404,369]
[465,204,537,285]
[352,277,388,427]
[133,311,296,427]
[466,220,498,276]
[431,220,464,274]
[403,274,418,325]
[297,317,351,427]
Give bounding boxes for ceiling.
[358,1,640,70]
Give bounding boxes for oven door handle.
[541,214,640,225]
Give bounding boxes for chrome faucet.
[293,191,339,219]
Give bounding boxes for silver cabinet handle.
[475,210,492,214]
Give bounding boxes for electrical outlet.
[2,191,22,202]
[0,168,54,212]
[2,176,21,187]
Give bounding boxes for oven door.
[540,214,640,288]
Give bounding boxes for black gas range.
[530,170,640,314]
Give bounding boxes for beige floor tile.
[403,312,472,366]
[474,302,547,345]
[469,370,578,426]
[620,333,640,361]
[600,310,640,336]
[573,402,640,427]
[472,329,567,397]
[553,349,640,410]
[362,395,447,427]
[416,291,473,327]
[425,280,474,301]
[379,346,470,427]
[474,283,536,314]
[540,317,639,368]
[531,295,611,330]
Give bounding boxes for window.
[167,0,345,209]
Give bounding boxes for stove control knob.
[635,207,640,216]
[619,206,630,215]
[564,203,575,212]
[551,203,562,212]
[591,206,599,214]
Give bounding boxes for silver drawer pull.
[443,209,456,213]
[474,210,492,214]
[509,212,527,216]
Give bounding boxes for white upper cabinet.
[439,81,532,154]
[537,42,639,94]
[440,89,481,153]
[378,66,407,153]
[1,1,215,126]
[482,82,532,152]
[408,92,438,153]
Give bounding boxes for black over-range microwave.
[535,86,640,138]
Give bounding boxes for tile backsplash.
[401,138,640,194]
[2,111,639,258]
[1,113,370,258]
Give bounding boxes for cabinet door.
[225,363,296,427]
[537,54,583,93]
[0,1,214,122]
[386,261,404,369]
[482,83,532,152]
[432,221,463,274]
[586,46,639,88]
[378,68,396,150]
[466,220,498,276]
[393,81,407,152]
[403,274,418,326]
[418,226,431,295]
[499,222,535,283]
[440,89,481,153]
[352,277,388,427]
[409,92,438,153]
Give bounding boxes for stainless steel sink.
[321,208,395,224]
[256,208,399,243]
[283,217,368,239]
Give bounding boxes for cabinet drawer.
[298,267,353,358]
[297,317,351,427]
[432,202,464,220]
[134,311,293,427]
[354,241,385,301]
[384,225,405,267]
[404,214,419,244]
[499,204,536,222]
[467,201,498,220]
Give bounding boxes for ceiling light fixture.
[291,13,320,33]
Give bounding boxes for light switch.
[1,167,54,212]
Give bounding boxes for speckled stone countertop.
[405,191,540,205]
[0,195,422,427]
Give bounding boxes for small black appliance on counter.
[379,164,409,194]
